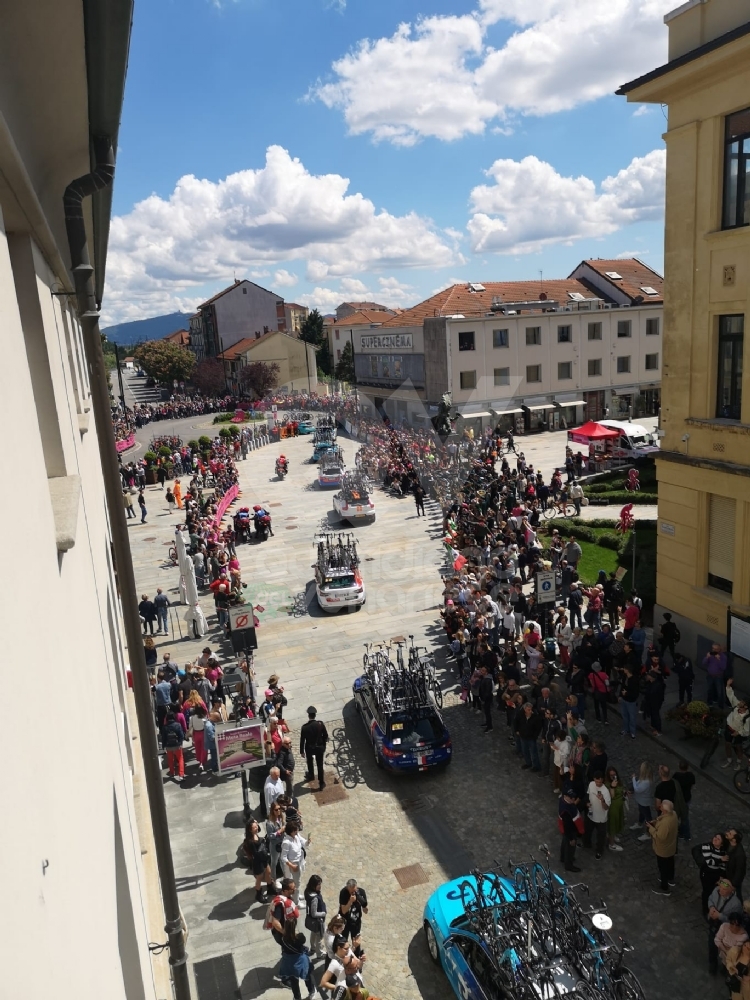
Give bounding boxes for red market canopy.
[567,421,620,444]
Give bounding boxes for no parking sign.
[536,571,556,604]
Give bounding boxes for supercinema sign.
[360,333,413,351]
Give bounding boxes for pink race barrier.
[116,433,135,453]
[214,483,239,526]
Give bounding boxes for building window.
[243,287,247,293]
[526,327,542,346]
[708,494,736,594]
[588,322,602,340]
[526,364,542,383]
[336,349,341,360]
[335,329,340,340]
[493,328,509,348]
[646,317,660,336]
[460,370,476,390]
[723,107,750,229]
[588,359,602,377]
[458,331,475,351]
[617,356,631,373]
[617,320,632,338]
[494,367,510,386]
[558,325,572,343]
[645,353,659,371]
[716,314,744,420]
[558,361,572,380]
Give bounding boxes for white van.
[599,420,659,460]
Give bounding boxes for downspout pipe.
[64,137,192,1000]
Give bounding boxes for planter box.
[145,467,158,485]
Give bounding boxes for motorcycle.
[254,511,272,541]
[275,459,288,480]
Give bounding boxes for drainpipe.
[64,137,191,1000]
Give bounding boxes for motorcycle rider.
[275,454,288,476]
[253,504,275,538]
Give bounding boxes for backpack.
[163,725,182,749]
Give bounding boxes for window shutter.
[708,495,736,582]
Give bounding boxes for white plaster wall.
[0,209,157,1000]
[215,280,283,349]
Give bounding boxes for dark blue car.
[352,675,452,772]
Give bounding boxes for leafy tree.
[133,340,196,385]
[334,341,355,382]
[299,308,324,346]
[192,358,226,396]
[238,360,280,399]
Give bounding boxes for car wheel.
[424,921,440,964]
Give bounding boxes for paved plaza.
[125,417,738,1000]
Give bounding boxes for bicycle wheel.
[613,968,645,1000]
[431,679,444,709]
[543,504,557,519]
[700,737,719,769]
[734,767,750,794]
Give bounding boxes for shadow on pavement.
[207,886,256,922]
[407,926,453,1000]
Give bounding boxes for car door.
[443,934,490,1000]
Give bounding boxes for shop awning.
[524,403,555,412]
[458,410,492,418]
[493,407,523,416]
[555,399,585,407]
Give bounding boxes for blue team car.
[352,664,451,772]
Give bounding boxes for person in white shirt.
[264,767,284,814]
[587,773,612,860]
[569,480,584,515]
[555,615,573,668]
[280,821,309,905]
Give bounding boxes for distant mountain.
[102,312,193,346]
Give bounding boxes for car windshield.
[325,574,356,589]
[388,714,444,746]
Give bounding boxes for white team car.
[333,473,375,523]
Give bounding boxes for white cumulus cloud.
[103,145,456,322]
[467,148,665,254]
[273,269,299,287]
[313,0,673,144]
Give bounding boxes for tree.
[238,361,280,399]
[133,340,195,385]
[334,341,355,383]
[192,358,227,396]
[299,308,324,346]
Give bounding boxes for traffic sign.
[536,570,556,604]
[229,604,253,631]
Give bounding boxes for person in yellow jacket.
[647,799,679,896]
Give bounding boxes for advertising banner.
[216,721,267,774]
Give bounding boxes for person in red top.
[623,599,640,638]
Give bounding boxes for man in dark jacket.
[478,666,495,732]
[567,584,583,629]
[274,735,296,798]
[643,669,665,735]
[618,663,640,738]
[138,594,157,635]
[518,703,543,771]
[299,706,329,790]
[725,829,747,899]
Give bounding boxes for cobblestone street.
[126,420,744,1000]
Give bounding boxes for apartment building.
[284,301,309,335]
[218,330,318,394]
[329,308,396,366]
[190,278,287,360]
[619,0,750,671]
[0,3,172,999]
[351,260,663,434]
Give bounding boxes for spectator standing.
[618,664,640,740]
[723,681,750,770]
[673,759,696,842]
[137,490,147,523]
[648,800,679,896]
[478,666,495,733]
[587,772,611,860]
[568,584,583,630]
[518,703,543,771]
[704,644,728,708]
[265,767,285,815]
[303,875,327,956]
[726,829,747,900]
[589,662,610,724]
[643,667,665,736]
[606,767,626,852]
[280,822,309,905]
[699,834,729,915]
[673,653,695,705]
[275,735,296,798]
[564,536,582,570]
[338,880,368,940]
[707,879,744,973]
[658,613,681,662]
[139,594,157,635]
[162,712,185,780]
[154,588,170,635]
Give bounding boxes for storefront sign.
[659,521,675,536]
[360,333,413,351]
[216,721,267,773]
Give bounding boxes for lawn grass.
[576,541,619,585]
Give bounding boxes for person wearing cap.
[300,707,329,790]
[342,975,377,999]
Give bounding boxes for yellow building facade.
[619,0,750,666]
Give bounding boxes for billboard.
[216,721,267,774]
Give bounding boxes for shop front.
[493,408,524,436]
[552,398,585,430]
[522,402,555,433]
[583,390,606,421]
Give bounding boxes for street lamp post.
[113,342,127,410]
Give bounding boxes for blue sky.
[106,0,672,323]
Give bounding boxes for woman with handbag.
[304,874,327,957]
[278,916,320,1000]
[241,819,276,903]
[266,800,285,880]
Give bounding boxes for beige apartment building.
[218,330,318,394]
[351,260,663,435]
[619,0,750,670]
[0,4,180,999]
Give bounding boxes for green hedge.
[588,490,657,505]
[213,413,235,423]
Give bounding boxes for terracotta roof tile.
[333,310,394,327]
[577,258,664,304]
[380,279,599,327]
